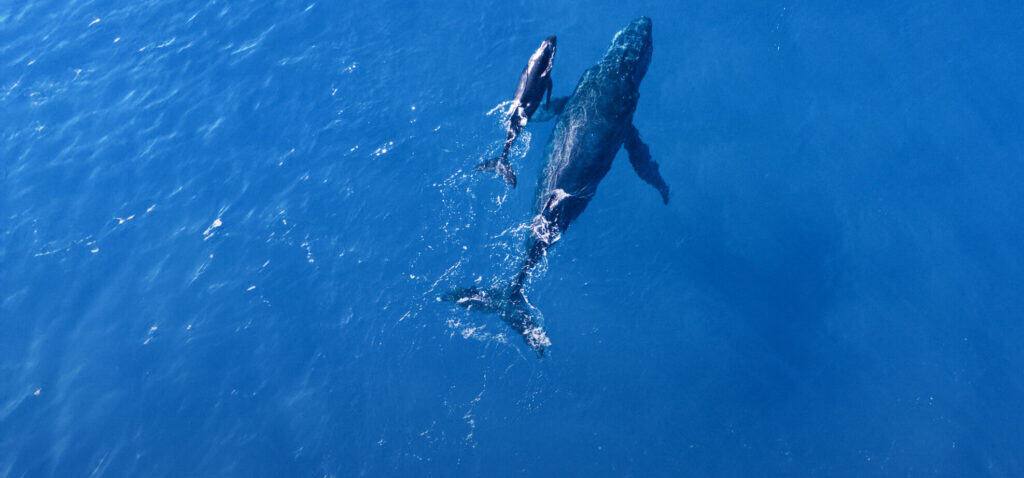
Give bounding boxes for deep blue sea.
[3,1,1023,476]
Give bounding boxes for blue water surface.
[3,1,1023,476]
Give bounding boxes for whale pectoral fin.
[624,125,670,204]
[532,96,569,123]
[545,76,553,105]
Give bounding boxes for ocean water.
[2,0,1023,476]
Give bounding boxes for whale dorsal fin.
[624,124,670,204]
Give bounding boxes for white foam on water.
[202,218,223,240]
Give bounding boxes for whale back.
[533,17,654,216]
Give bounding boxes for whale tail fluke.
[443,283,548,357]
[475,156,517,187]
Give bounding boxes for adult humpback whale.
[477,35,560,187]
[446,17,670,356]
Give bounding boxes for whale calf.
[477,35,560,187]
[447,18,670,355]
